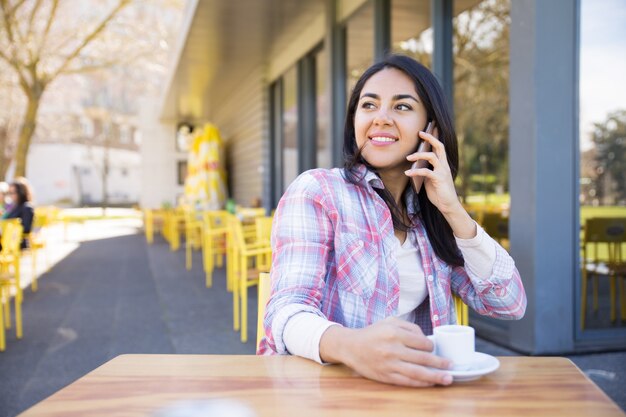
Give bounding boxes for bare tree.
[0,59,24,179]
[0,0,133,177]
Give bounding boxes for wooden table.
[20,355,624,416]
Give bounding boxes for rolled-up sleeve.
[450,241,527,320]
[258,171,335,355]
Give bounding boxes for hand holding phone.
[410,121,435,194]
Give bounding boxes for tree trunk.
[14,94,41,178]
[0,126,11,180]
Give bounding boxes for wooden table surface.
[20,354,624,417]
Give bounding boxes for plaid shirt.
[258,166,526,355]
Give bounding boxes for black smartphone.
[410,121,435,194]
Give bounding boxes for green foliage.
[590,110,626,204]
[454,0,510,200]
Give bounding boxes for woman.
[258,55,526,387]
[4,177,35,249]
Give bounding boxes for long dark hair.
[11,177,33,206]
[343,54,463,266]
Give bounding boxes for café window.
[315,46,331,169]
[282,66,299,191]
[578,0,626,331]
[453,0,511,248]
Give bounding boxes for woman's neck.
[378,170,410,206]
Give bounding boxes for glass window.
[579,0,626,330]
[315,47,331,169]
[120,125,131,144]
[453,0,511,242]
[346,2,374,95]
[391,0,432,68]
[177,160,187,186]
[282,66,298,191]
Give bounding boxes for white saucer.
[447,352,500,382]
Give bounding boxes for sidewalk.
[0,217,624,416]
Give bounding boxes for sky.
[579,0,626,150]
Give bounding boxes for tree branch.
[60,50,154,76]
[48,0,131,82]
[6,0,28,16]
[36,0,59,57]
[24,0,44,61]
[0,0,17,46]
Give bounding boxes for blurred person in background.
[3,177,35,249]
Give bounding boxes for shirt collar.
[350,164,421,216]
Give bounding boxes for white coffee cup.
[427,325,475,370]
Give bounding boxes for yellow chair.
[163,209,184,251]
[230,215,272,343]
[202,211,230,288]
[236,207,266,242]
[255,216,273,272]
[257,272,271,350]
[27,208,54,292]
[184,210,203,270]
[0,281,4,351]
[255,216,273,244]
[480,212,509,249]
[0,220,24,341]
[581,217,626,329]
[453,294,469,325]
[144,209,165,244]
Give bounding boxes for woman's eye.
[396,103,412,111]
[360,102,376,109]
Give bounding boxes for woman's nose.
[373,109,392,125]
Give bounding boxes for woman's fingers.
[395,361,454,386]
[418,129,446,158]
[397,345,452,371]
[404,167,436,180]
[406,151,439,168]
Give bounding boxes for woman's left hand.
[405,129,462,215]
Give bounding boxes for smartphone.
[410,121,435,194]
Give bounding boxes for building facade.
[143,0,626,353]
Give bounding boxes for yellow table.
[20,355,624,416]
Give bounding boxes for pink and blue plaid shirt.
[258,166,526,355]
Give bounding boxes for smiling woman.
[258,55,526,389]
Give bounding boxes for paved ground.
[0,216,624,416]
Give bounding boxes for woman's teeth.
[370,136,397,142]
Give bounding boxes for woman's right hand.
[319,317,453,387]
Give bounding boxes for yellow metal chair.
[163,209,184,251]
[144,209,165,244]
[480,212,509,249]
[230,215,272,343]
[236,207,266,242]
[202,211,230,288]
[581,217,626,329]
[255,216,273,272]
[453,294,469,325]
[184,210,203,270]
[26,207,55,292]
[0,280,4,351]
[0,220,24,342]
[256,272,271,350]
